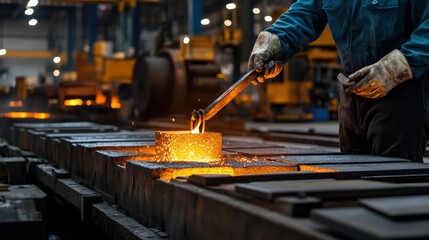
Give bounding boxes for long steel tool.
[190,61,279,132]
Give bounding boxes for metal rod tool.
[190,61,279,132]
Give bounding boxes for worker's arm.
[345,1,429,99]
[264,0,327,63]
[248,0,327,83]
[400,1,429,78]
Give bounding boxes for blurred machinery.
[252,9,342,122]
[119,35,224,120]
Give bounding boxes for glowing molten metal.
[155,131,222,163]
[0,112,50,119]
[64,99,83,106]
[8,100,23,108]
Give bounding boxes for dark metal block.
[359,195,429,219]
[235,179,429,201]
[230,147,341,157]
[0,200,43,240]
[301,162,429,175]
[92,202,165,240]
[271,155,409,166]
[222,140,284,149]
[0,157,27,184]
[312,207,429,240]
[273,196,323,217]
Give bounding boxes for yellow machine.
[252,9,341,121]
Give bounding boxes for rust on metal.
[155,131,222,163]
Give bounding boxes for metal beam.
[0,50,55,59]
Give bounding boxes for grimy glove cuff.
[380,49,413,88]
[248,31,283,71]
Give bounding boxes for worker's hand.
[252,61,283,85]
[248,31,283,84]
[344,49,413,99]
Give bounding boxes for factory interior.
[0,0,428,239]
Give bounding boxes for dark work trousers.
[339,73,429,163]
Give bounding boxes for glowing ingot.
[155,131,222,163]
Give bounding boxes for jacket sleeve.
[400,1,429,78]
[265,0,327,63]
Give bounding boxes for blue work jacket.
[266,0,429,78]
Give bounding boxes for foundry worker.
[248,0,429,162]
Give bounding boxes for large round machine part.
[119,49,223,120]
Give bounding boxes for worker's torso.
[323,0,412,74]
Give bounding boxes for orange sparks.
[172,118,175,122]
[64,99,83,106]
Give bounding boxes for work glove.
[343,49,413,99]
[248,31,284,85]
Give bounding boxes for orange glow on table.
[0,112,50,119]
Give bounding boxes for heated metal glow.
[0,112,50,119]
[155,131,222,163]
[8,100,23,107]
[111,97,121,109]
[191,127,199,134]
[86,100,93,106]
[64,99,83,106]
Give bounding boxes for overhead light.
[226,3,236,10]
[27,0,38,8]
[53,70,60,77]
[224,20,232,27]
[253,8,261,14]
[28,19,38,26]
[264,16,273,22]
[53,56,61,64]
[0,49,6,56]
[201,18,210,25]
[25,8,34,16]
[183,36,190,44]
